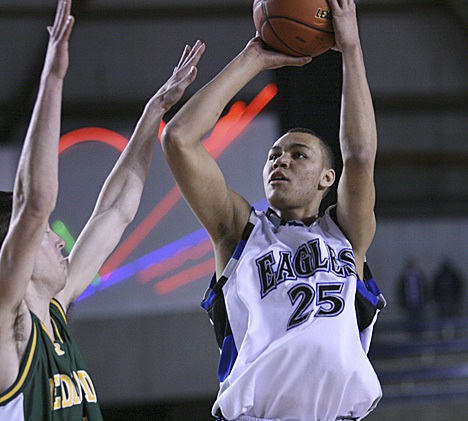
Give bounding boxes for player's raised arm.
[330,0,377,277]
[162,37,311,273]
[56,41,205,309]
[0,0,74,391]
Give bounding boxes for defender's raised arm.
[0,0,74,395]
[57,41,205,309]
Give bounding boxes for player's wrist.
[338,39,362,56]
[40,71,66,87]
[144,95,168,115]
[237,46,268,76]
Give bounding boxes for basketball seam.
[257,0,334,56]
[263,19,302,56]
[262,16,332,57]
[267,15,334,35]
[259,1,302,56]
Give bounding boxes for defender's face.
[263,132,329,212]
[32,225,67,291]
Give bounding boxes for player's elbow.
[161,120,186,153]
[97,189,140,227]
[344,155,375,175]
[342,143,376,172]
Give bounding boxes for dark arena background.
[0,1,467,420]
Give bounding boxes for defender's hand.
[42,0,75,80]
[151,40,206,112]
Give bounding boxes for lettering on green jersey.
[53,342,65,356]
[49,370,97,410]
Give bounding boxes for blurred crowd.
[397,257,465,333]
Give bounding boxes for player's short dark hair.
[286,127,335,170]
[0,191,13,249]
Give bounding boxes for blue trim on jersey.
[356,278,380,307]
[218,334,238,382]
[233,239,248,260]
[208,273,217,289]
[357,274,386,311]
[201,287,217,311]
[364,276,381,298]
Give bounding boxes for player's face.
[32,225,67,292]
[263,132,333,216]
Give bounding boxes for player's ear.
[319,168,335,191]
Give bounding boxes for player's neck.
[270,207,319,226]
[29,301,56,341]
[40,316,56,342]
[25,289,54,335]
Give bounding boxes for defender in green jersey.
[0,300,102,420]
[0,1,205,419]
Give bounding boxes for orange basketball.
[253,0,335,57]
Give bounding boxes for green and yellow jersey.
[0,299,103,420]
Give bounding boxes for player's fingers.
[327,0,340,12]
[292,56,313,67]
[339,0,355,10]
[50,0,65,34]
[175,42,204,78]
[53,1,73,41]
[175,45,191,72]
[58,0,71,33]
[62,0,72,22]
[177,64,197,85]
[178,67,198,95]
[181,40,204,67]
[185,41,205,68]
[277,55,312,68]
[165,66,198,107]
[58,15,75,42]
[182,66,198,84]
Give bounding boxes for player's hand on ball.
[244,35,312,70]
[328,0,360,53]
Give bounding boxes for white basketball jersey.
[201,207,386,421]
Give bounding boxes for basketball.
[253,0,335,57]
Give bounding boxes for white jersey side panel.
[0,394,25,421]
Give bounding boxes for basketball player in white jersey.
[162,0,385,419]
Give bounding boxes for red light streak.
[58,84,278,297]
[138,238,213,283]
[154,257,216,295]
[102,84,278,277]
[100,185,181,275]
[59,127,128,153]
[158,120,166,139]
